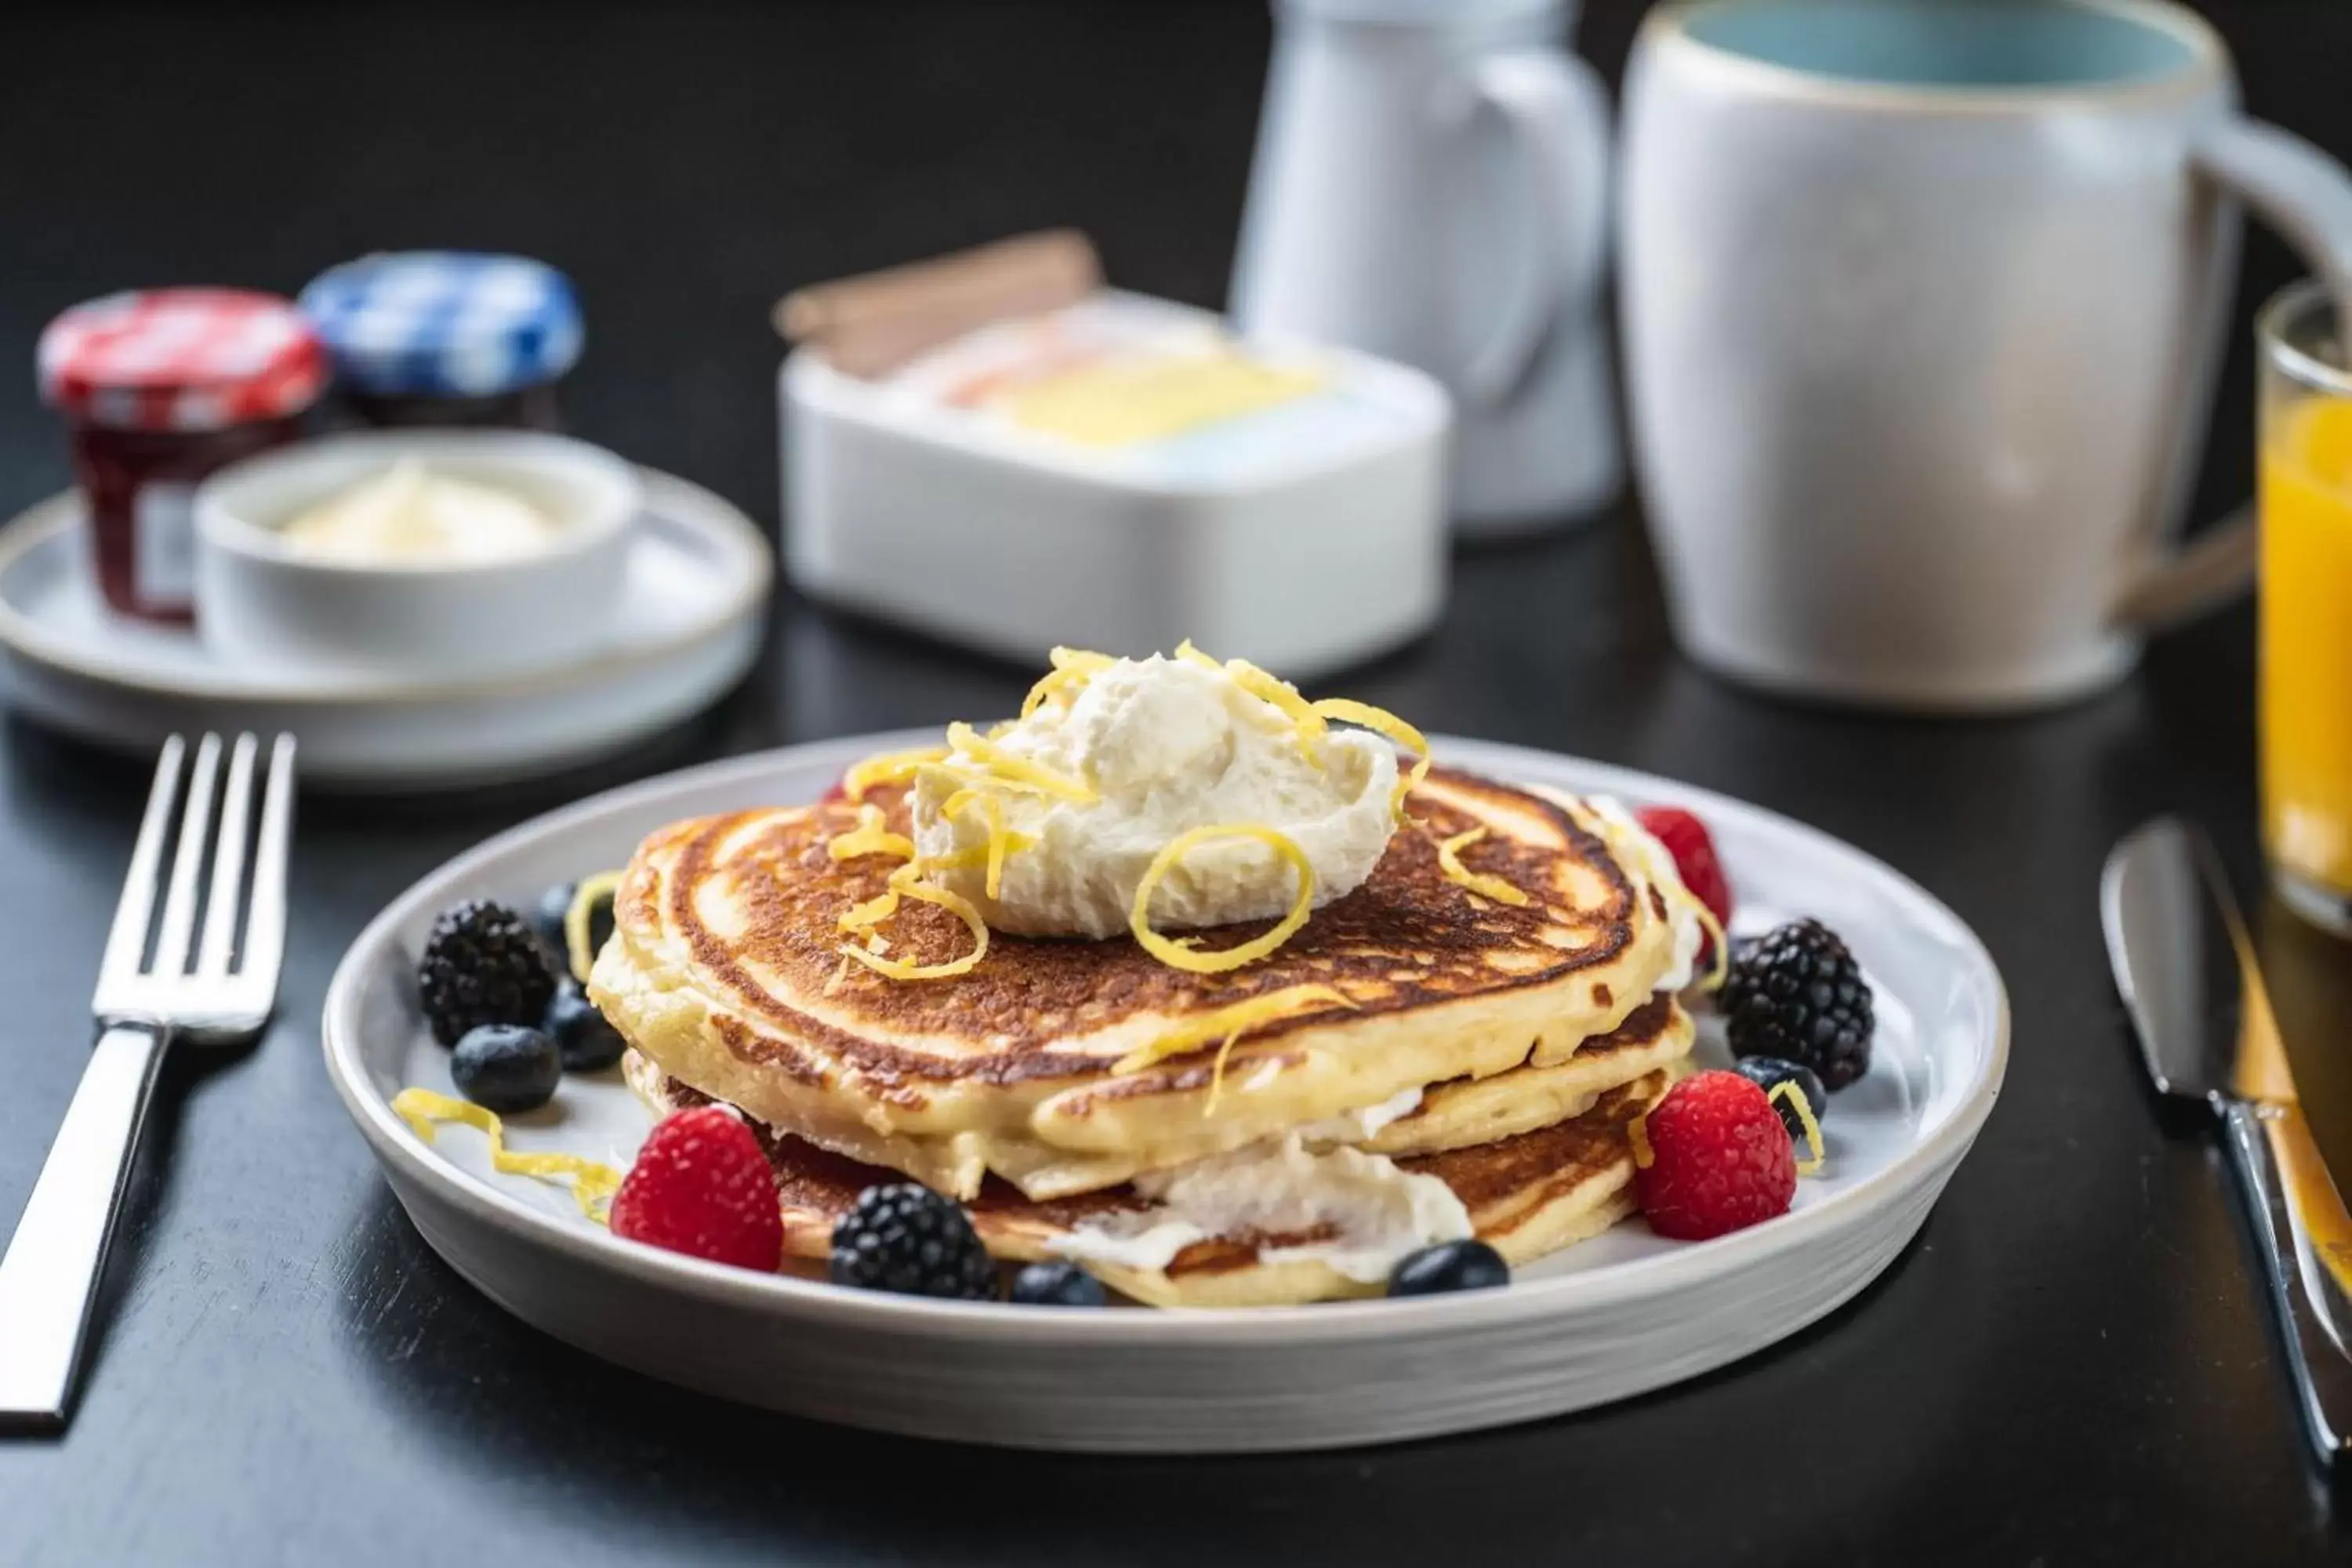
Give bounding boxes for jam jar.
[299,252,584,431]
[38,289,326,623]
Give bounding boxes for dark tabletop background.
[2,2,2350,1563]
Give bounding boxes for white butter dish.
[781,292,1450,677]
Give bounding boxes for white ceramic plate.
[322,733,2008,1452]
[0,469,771,789]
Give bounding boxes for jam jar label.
[132,482,197,608]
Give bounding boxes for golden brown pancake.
[630,1058,1676,1308]
[1363,992,1690,1156]
[592,768,1690,1200]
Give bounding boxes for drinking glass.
[2259,280,2352,937]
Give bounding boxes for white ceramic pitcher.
[1231,0,1618,535]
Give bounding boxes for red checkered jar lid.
[38,289,328,433]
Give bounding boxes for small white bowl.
[194,430,640,681]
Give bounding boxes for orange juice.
[2259,394,2352,922]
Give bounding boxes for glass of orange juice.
[2259,281,2352,938]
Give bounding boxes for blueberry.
[1388,1240,1509,1298]
[450,1025,562,1113]
[1731,1056,1827,1143]
[531,884,575,956]
[532,882,615,975]
[1007,1261,1107,1308]
[544,985,626,1073]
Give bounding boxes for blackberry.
[1723,919,1875,1091]
[829,1183,996,1300]
[417,899,559,1047]
[1730,1056,1828,1142]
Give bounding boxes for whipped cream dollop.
[913,654,1398,938]
[278,459,557,566]
[1047,1132,1473,1283]
[1581,793,1708,991]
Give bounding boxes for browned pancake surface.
[629,768,1636,1090]
[652,1057,1666,1282]
[1408,1079,1653,1222]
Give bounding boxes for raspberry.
[609,1106,783,1272]
[1632,1071,1796,1241]
[1635,807,1734,954]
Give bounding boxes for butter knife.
[2103,816,2352,1467]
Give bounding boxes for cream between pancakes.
[1046,1133,1473,1283]
[1582,795,1709,992]
[912,655,1397,938]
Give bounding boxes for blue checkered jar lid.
[299,252,584,398]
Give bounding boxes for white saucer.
[0,468,771,789]
[323,733,2009,1453]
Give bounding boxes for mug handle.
[1444,49,1613,410]
[2114,118,2352,632]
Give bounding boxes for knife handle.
[2223,1097,2352,1466]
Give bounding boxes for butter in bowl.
[779,232,1450,679]
[193,430,640,681]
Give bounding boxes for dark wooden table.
[2,2,2348,1563]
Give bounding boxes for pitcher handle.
[1448,49,1613,410]
[2116,118,2352,632]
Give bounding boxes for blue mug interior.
[1683,0,2196,88]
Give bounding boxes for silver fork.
[0,732,294,1429]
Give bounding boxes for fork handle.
[0,1025,165,1429]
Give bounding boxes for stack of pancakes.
[593,768,1700,1306]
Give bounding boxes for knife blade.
[2103,816,2352,1467]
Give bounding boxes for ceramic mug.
[1232,0,1619,535]
[1621,0,2352,710]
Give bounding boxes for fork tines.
[93,733,296,1032]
